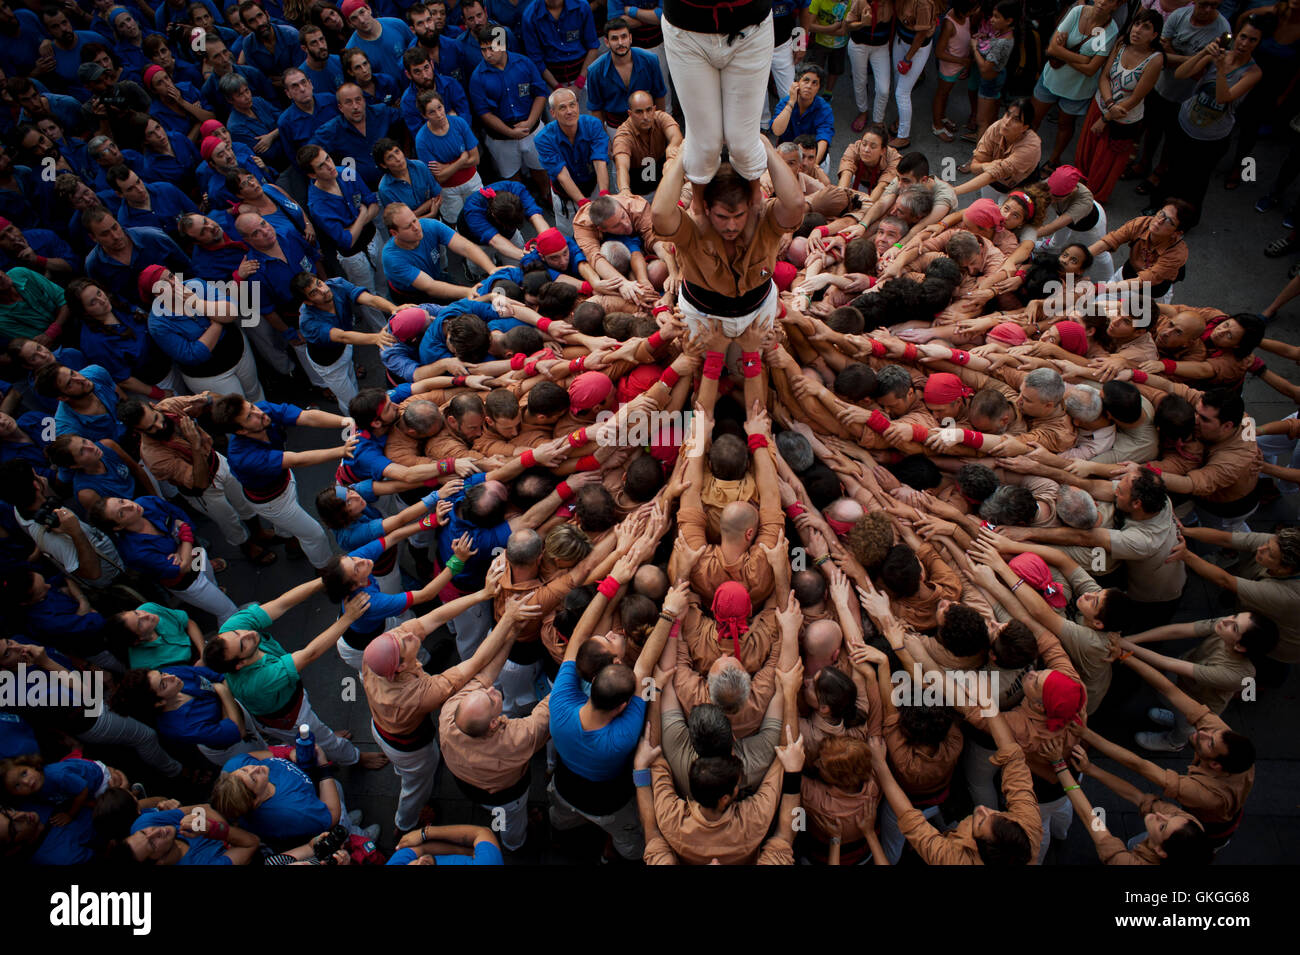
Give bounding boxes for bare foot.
[690,187,706,218]
[359,752,389,770]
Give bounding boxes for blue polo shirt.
[78,308,162,385]
[307,177,378,255]
[521,0,598,71]
[359,72,402,109]
[234,24,302,77]
[53,364,122,442]
[415,114,478,166]
[0,229,75,273]
[340,538,414,647]
[387,841,505,865]
[520,233,586,278]
[416,298,505,363]
[460,179,541,240]
[435,473,506,589]
[344,17,416,80]
[382,218,457,294]
[0,8,43,77]
[190,233,252,283]
[147,293,244,375]
[153,667,242,749]
[200,144,271,209]
[456,21,518,77]
[491,0,530,32]
[226,402,301,497]
[28,803,97,865]
[311,105,397,189]
[115,495,191,581]
[379,159,442,212]
[469,53,547,123]
[23,575,105,658]
[245,231,321,315]
[147,81,211,139]
[142,131,200,189]
[51,31,106,89]
[201,65,275,119]
[72,441,136,502]
[399,73,471,135]
[585,47,666,122]
[0,712,39,760]
[116,182,198,238]
[131,808,233,865]
[227,97,287,168]
[221,754,333,844]
[35,759,104,803]
[277,94,339,158]
[258,183,311,237]
[550,659,647,781]
[299,276,365,366]
[298,54,345,93]
[771,94,836,147]
[86,225,193,305]
[535,115,609,190]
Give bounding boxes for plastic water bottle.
[294,724,315,768]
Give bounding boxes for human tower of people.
[0,0,1297,867]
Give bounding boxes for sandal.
[960,129,980,143]
[933,126,954,142]
[1264,234,1298,258]
[852,113,869,133]
[240,540,279,566]
[889,137,911,149]
[943,118,957,131]
[1134,178,1158,196]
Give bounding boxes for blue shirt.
[456,21,518,76]
[28,803,97,865]
[549,660,646,782]
[379,160,442,213]
[38,759,104,803]
[73,442,136,502]
[298,54,345,93]
[0,712,39,760]
[417,299,509,363]
[333,481,386,551]
[23,576,105,658]
[585,47,666,121]
[142,131,201,191]
[86,226,193,305]
[244,231,321,314]
[277,93,339,158]
[491,0,531,33]
[131,808,233,865]
[434,472,506,590]
[226,402,302,494]
[311,105,398,189]
[78,309,159,384]
[521,0,598,71]
[469,53,547,123]
[460,179,542,241]
[344,17,417,80]
[307,177,378,254]
[54,364,122,442]
[382,218,457,293]
[147,80,210,139]
[299,277,364,365]
[399,73,470,135]
[415,113,478,166]
[520,234,586,278]
[227,97,287,168]
[115,495,191,581]
[0,229,74,274]
[234,24,301,78]
[771,93,836,146]
[0,8,43,76]
[386,841,505,864]
[535,115,609,189]
[221,754,333,843]
[341,538,413,644]
[201,65,275,121]
[116,182,198,238]
[154,666,242,749]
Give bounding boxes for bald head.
[803,619,843,673]
[720,500,759,540]
[633,564,669,600]
[505,528,543,566]
[454,688,495,738]
[824,497,865,525]
[628,90,653,111]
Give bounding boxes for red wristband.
[702,351,725,380]
[510,353,527,370]
[903,343,918,362]
[452,375,467,386]
[576,454,600,471]
[579,281,593,296]
[1131,369,1149,384]
[867,410,890,434]
[746,433,769,450]
[1015,269,1027,280]
[951,349,970,365]
[439,458,456,475]
[520,448,536,468]
[597,575,620,599]
[785,502,806,518]
[45,322,62,340]
[537,317,553,332]
[568,428,588,448]
[911,424,929,443]
[837,230,856,242]
[1144,463,1163,476]
[148,386,166,399]
[569,357,586,374]
[659,365,680,388]
[962,430,985,449]
[870,339,887,358]
[207,820,229,842]
[647,330,664,351]
[816,225,830,238]
[740,350,762,378]
[1161,359,1177,374]
[524,360,540,377]
[556,480,574,502]
[577,197,590,207]
[651,305,671,317]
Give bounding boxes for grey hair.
[979,484,1037,526]
[400,399,441,434]
[776,141,801,159]
[944,230,980,263]
[547,86,578,111]
[505,528,543,565]
[775,430,814,473]
[599,240,631,276]
[1056,485,1099,529]
[895,183,935,221]
[707,665,751,715]
[218,72,250,98]
[587,194,618,224]
[1024,367,1066,404]
[87,135,113,156]
[1063,386,1102,423]
[875,363,913,397]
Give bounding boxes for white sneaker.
[347,809,363,827]
[1147,707,1175,729]
[1136,730,1186,753]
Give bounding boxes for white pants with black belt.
[181,333,265,403]
[305,344,358,414]
[172,562,237,626]
[255,690,359,766]
[244,471,334,568]
[679,280,779,339]
[374,722,441,833]
[192,452,256,546]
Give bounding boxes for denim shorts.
[969,68,1007,100]
[1033,77,1091,116]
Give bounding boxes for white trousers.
[762,37,796,129]
[848,39,892,121]
[373,721,441,832]
[255,690,359,765]
[181,333,265,403]
[890,39,932,139]
[192,452,255,546]
[173,562,237,626]
[305,345,358,414]
[679,280,778,339]
[244,471,334,568]
[661,13,774,183]
[485,787,530,851]
[485,131,542,180]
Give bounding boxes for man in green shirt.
[107,602,202,670]
[203,578,388,769]
[0,267,67,344]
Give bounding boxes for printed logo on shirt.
[50,886,152,935]
[565,29,579,43]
